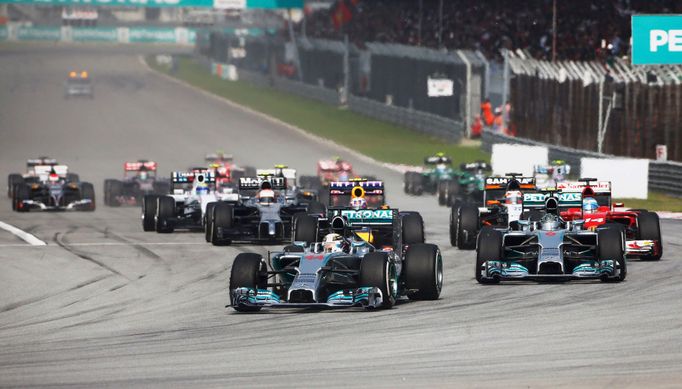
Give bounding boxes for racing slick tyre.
[404,243,443,300]
[80,182,96,211]
[103,179,112,206]
[402,213,425,244]
[598,227,627,282]
[204,202,217,243]
[476,227,503,284]
[306,201,326,215]
[107,180,123,207]
[449,203,462,247]
[14,184,30,212]
[230,253,268,312]
[455,204,479,250]
[66,173,79,183]
[142,195,158,232]
[359,252,397,308]
[211,202,233,246]
[8,174,23,198]
[411,173,424,195]
[446,179,461,207]
[155,196,175,233]
[403,172,412,194]
[293,214,318,244]
[438,180,450,205]
[636,211,662,261]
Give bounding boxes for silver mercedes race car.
[475,191,626,283]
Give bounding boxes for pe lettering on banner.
[632,15,682,65]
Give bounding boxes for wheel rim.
[435,251,443,293]
[386,262,397,299]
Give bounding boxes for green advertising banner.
[17,26,61,41]
[0,0,302,7]
[72,27,118,42]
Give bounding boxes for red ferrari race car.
[558,179,663,261]
[204,152,256,193]
[299,157,366,204]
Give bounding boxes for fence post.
[456,50,471,139]
[502,49,509,106]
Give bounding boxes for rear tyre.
[80,182,95,211]
[8,174,23,198]
[211,202,233,246]
[447,179,461,206]
[205,202,217,243]
[66,173,79,183]
[411,173,423,195]
[402,213,424,244]
[437,180,448,206]
[14,184,30,212]
[155,196,175,233]
[598,227,626,281]
[476,227,503,284]
[229,253,267,312]
[404,243,443,300]
[293,214,318,243]
[359,252,396,308]
[142,195,158,232]
[306,201,326,215]
[637,211,662,261]
[456,204,479,250]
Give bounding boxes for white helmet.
[258,189,275,205]
[323,233,344,253]
[504,190,522,205]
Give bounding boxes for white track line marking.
[0,221,47,246]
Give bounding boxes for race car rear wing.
[171,171,215,184]
[257,168,297,181]
[238,176,287,191]
[205,153,233,163]
[331,208,396,227]
[425,156,452,165]
[27,158,58,167]
[484,176,536,191]
[556,180,611,194]
[328,180,385,207]
[124,161,157,171]
[34,165,68,177]
[460,161,490,171]
[522,191,582,210]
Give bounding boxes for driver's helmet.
[350,197,367,210]
[540,213,561,230]
[323,233,344,253]
[48,172,60,183]
[436,163,448,171]
[139,170,148,181]
[504,190,523,205]
[582,197,599,214]
[195,182,210,195]
[338,172,349,181]
[257,189,275,205]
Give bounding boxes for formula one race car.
[141,170,236,233]
[204,152,256,192]
[404,153,456,202]
[103,160,170,206]
[64,71,93,99]
[8,157,63,198]
[257,165,318,206]
[299,157,356,204]
[228,193,442,311]
[450,174,536,249]
[558,179,662,261]
[11,164,95,212]
[476,191,626,283]
[534,160,571,189]
[207,175,323,245]
[445,161,491,207]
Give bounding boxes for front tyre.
[230,253,267,312]
[476,227,503,284]
[359,252,396,308]
[598,227,626,282]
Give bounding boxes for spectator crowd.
[299,0,682,61]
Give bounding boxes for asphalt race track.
[1,44,682,388]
